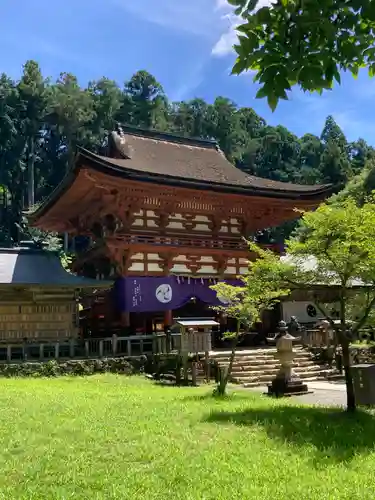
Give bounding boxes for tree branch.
[352,294,375,336]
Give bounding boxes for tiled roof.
[78,126,330,196]
[0,247,112,287]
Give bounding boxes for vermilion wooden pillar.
[164,309,173,328]
[121,312,130,328]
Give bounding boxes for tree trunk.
[215,321,240,396]
[27,137,35,208]
[339,296,356,412]
[342,339,356,412]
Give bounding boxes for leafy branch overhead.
[230,0,375,110]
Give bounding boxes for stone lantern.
[268,321,309,397]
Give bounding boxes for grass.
[0,376,375,500]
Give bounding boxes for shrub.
[0,357,145,378]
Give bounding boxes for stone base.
[267,377,309,397]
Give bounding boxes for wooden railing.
[0,333,184,363]
[112,234,280,253]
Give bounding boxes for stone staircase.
[211,347,333,387]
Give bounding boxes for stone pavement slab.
[243,381,347,407]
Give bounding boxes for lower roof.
[0,248,112,288]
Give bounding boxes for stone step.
[214,356,313,365]
[242,376,320,388]
[212,347,306,354]
[212,347,330,387]
[220,359,316,368]
[232,368,328,380]
[235,370,330,384]
[230,364,324,377]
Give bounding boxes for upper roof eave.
[77,148,332,198]
[28,146,332,224]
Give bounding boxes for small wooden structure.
[177,318,216,354]
[174,318,218,385]
[0,245,110,343]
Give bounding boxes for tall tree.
[47,73,95,171]
[170,99,215,139]
[122,70,168,130]
[87,78,123,150]
[299,133,324,184]
[17,60,49,207]
[286,198,375,412]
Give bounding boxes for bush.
[0,357,145,378]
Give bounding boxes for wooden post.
[175,356,182,385]
[55,342,60,359]
[69,339,75,358]
[127,339,132,356]
[182,353,189,385]
[164,309,173,329]
[99,340,104,358]
[218,365,228,395]
[6,345,11,363]
[140,338,144,355]
[157,335,162,354]
[39,343,44,360]
[85,340,89,358]
[204,350,210,383]
[191,362,198,387]
[121,312,130,332]
[161,334,167,353]
[22,341,27,361]
[112,334,118,355]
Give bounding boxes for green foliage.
[286,199,375,410]
[230,0,375,108]
[211,241,291,326]
[0,357,142,378]
[210,243,290,396]
[329,159,375,206]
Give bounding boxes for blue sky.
[1,0,375,143]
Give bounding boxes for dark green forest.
[1,60,374,246]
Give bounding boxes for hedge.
[0,356,148,378]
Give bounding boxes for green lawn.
[0,376,374,500]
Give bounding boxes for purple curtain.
[113,276,242,313]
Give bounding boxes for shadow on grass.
[184,391,256,402]
[205,405,375,465]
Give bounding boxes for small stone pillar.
[268,321,309,397]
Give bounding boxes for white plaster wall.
[128,262,145,272]
[197,265,217,274]
[147,263,164,272]
[170,263,191,273]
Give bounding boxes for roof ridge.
[118,124,218,149]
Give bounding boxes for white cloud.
[216,0,230,9]
[212,0,275,57]
[113,0,222,38]
[212,15,239,56]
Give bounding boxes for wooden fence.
[0,333,183,363]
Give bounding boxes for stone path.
[245,380,347,407]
